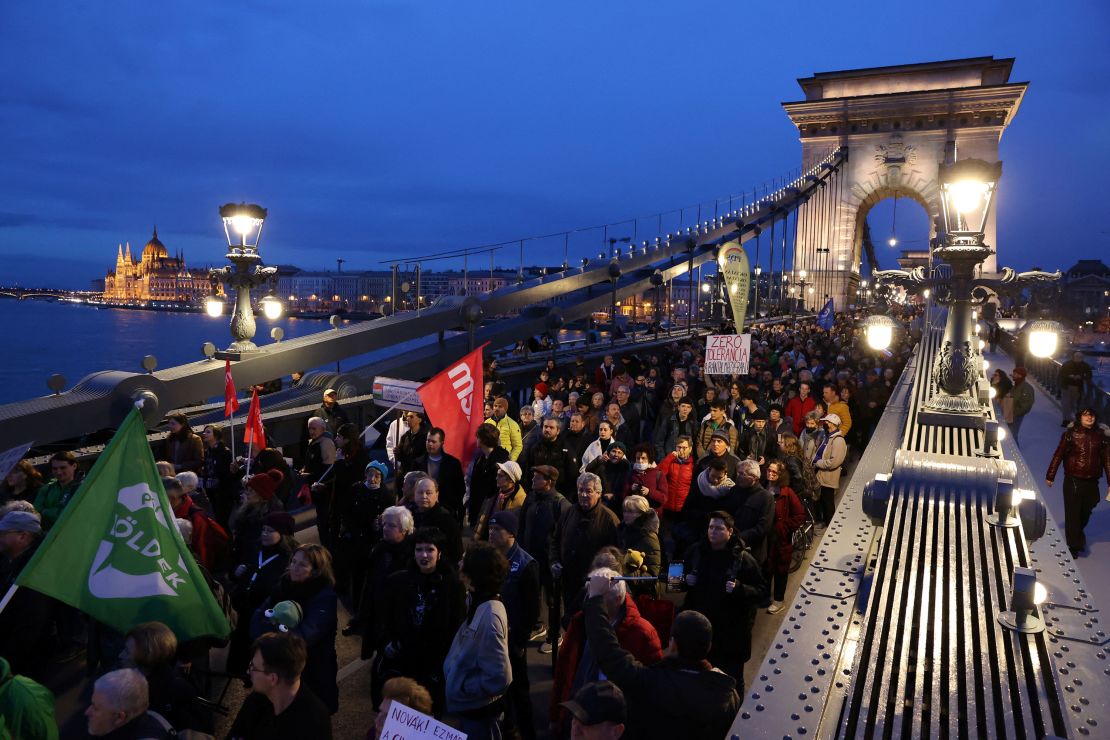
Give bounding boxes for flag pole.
[228,411,236,461]
[0,584,18,617]
[363,397,409,439]
[246,439,254,477]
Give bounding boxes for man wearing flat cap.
[0,510,54,678]
[560,681,626,739]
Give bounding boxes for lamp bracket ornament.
[930,340,982,413]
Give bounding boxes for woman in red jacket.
[549,568,662,736]
[764,460,804,615]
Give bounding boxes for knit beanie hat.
[246,469,284,501]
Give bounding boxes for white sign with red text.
[704,334,751,375]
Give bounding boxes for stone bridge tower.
[783,57,1027,309]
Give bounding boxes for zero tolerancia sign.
[704,333,752,376]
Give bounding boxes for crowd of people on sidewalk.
[0,312,922,739]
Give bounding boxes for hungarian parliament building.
[102,227,206,302]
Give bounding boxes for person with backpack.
[165,476,230,574]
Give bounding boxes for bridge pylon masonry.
[782,56,1027,308]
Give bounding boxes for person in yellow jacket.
[486,397,523,461]
[821,384,852,438]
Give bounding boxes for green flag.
[17,408,229,641]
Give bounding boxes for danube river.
[0,300,332,405]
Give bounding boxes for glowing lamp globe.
[1025,319,1062,359]
[260,295,283,320]
[219,202,268,251]
[861,314,898,351]
[205,296,225,317]
[938,159,1001,235]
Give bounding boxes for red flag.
[223,360,240,418]
[416,343,487,465]
[243,388,267,450]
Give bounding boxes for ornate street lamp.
[208,202,281,358]
[860,313,899,352]
[875,159,1060,418]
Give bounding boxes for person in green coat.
[32,451,81,531]
[0,657,58,740]
[1010,367,1035,444]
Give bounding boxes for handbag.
[1001,396,1015,424]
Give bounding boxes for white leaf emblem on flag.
[88,482,188,599]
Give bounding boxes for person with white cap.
[812,413,848,525]
[313,388,348,436]
[473,461,526,540]
[0,509,54,677]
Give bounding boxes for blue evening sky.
[1,1,1107,289]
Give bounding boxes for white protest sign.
[372,376,424,413]
[378,700,467,740]
[704,334,751,375]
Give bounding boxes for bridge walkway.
[987,347,1110,606]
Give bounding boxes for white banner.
[704,334,751,375]
[718,241,750,333]
[0,441,33,481]
[378,700,466,740]
[372,376,424,413]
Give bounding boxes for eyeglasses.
[246,663,273,675]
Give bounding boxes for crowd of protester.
[0,312,920,739]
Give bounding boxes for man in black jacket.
[563,413,593,468]
[550,473,619,614]
[408,478,463,565]
[583,575,740,740]
[468,424,510,527]
[654,396,698,460]
[518,465,572,652]
[314,388,349,436]
[411,427,466,524]
[394,411,428,479]
[520,417,577,498]
[730,459,774,565]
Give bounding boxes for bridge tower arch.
[782,57,1027,309]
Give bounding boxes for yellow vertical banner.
[719,240,750,333]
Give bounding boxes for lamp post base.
[996,610,1045,634]
[214,345,263,361]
